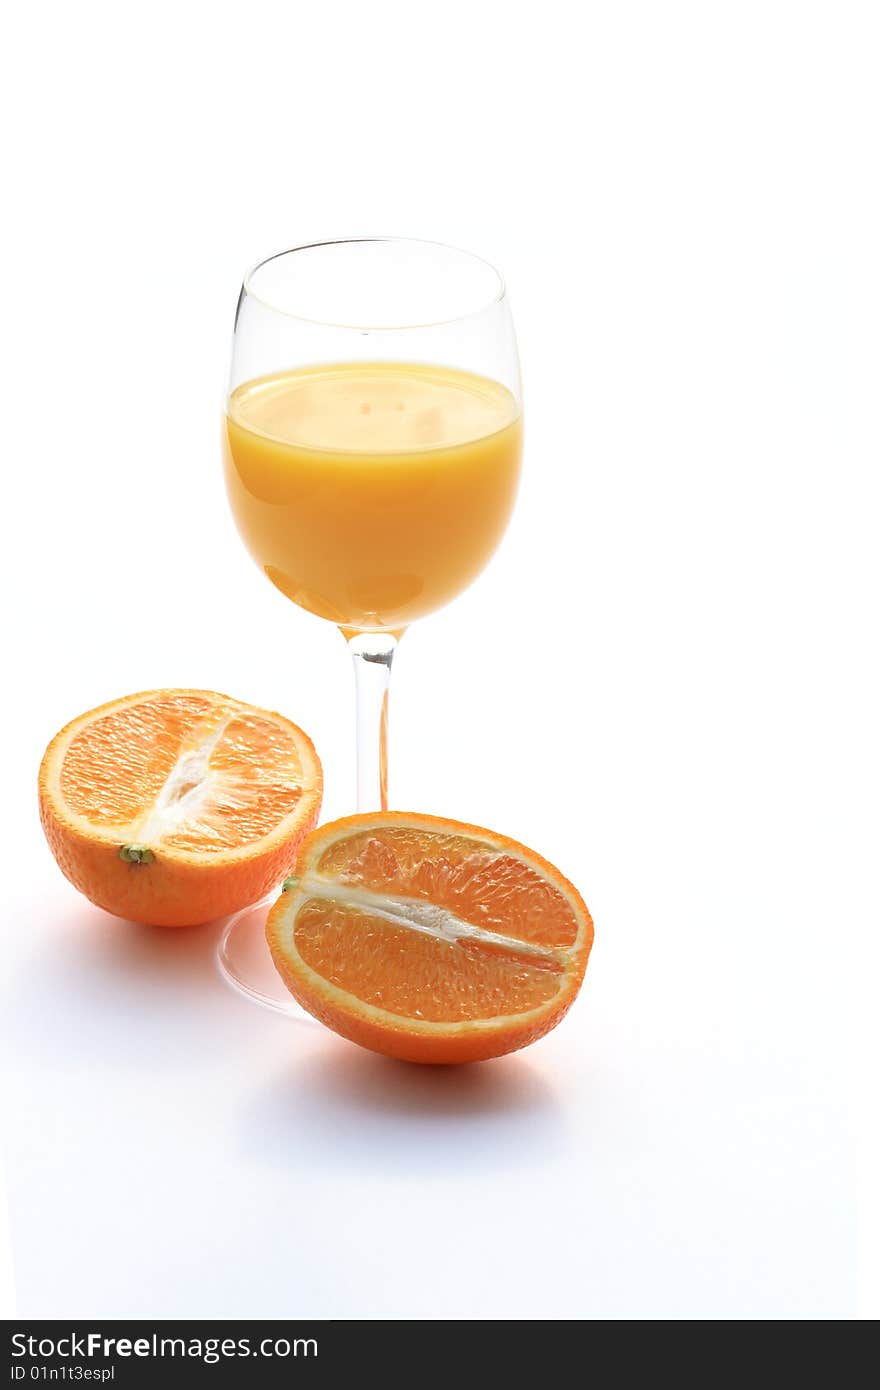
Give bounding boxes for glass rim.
[241,236,507,331]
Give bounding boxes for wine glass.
[217,238,522,1010]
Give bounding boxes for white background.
[1,1,876,1320]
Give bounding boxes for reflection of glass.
[223,238,522,813]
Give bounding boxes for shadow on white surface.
[54,901,221,984]
[8,894,276,1072]
[240,1044,569,1174]
[6,892,856,1318]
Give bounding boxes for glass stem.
[347,632,398,812]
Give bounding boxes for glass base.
[216,895,313,1018]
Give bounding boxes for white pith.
[134,716,234,844]
[295,872,574,964]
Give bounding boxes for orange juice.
[224,362,522,631]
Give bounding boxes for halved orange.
[39,689,322,927]
[267,813,594,1064]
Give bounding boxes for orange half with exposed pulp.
[267,813,594,1063]
[39,689,322,926]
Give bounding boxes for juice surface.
[224,362,522,631]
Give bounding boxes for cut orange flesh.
[267,814,594,1064]
[39,689,322,926]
